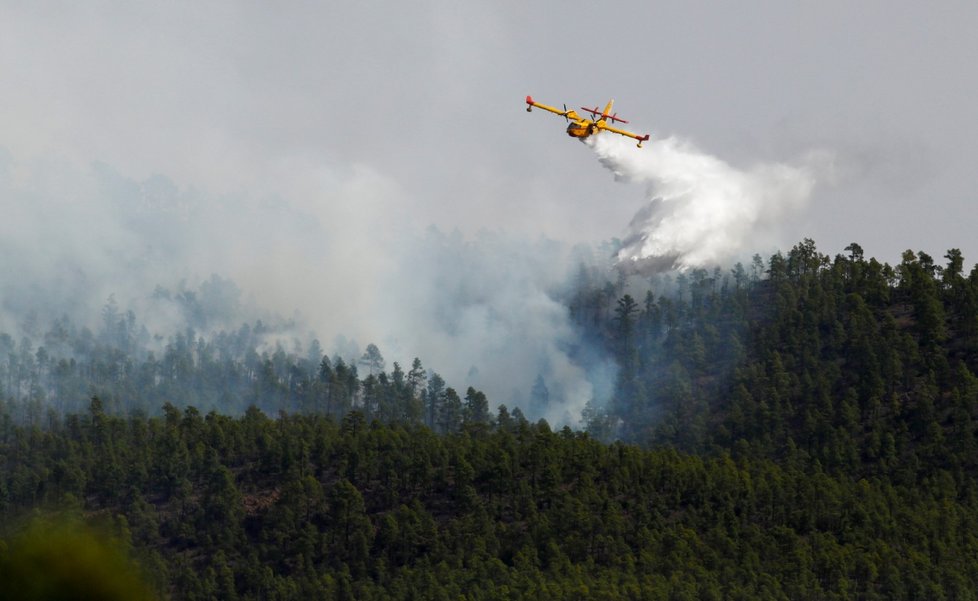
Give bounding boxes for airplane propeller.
[563,104,569,122]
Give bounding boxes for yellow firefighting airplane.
[525,95,650,147]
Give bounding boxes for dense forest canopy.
[5,238,978,599]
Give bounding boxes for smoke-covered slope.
[0,154,621,424]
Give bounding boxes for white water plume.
[588,134,826,271]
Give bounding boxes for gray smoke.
[0,150,612,424]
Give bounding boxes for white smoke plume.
[588,134,826,271]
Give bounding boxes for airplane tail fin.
[582,100,629,123]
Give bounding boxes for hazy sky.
[3,2,977,262]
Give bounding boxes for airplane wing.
[525,96,579,120]
[596,121,651,147]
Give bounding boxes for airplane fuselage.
[566,120,602,139]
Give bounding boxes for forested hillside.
[5,238,978,599]
[3,405,978,600]
[579,240,978,484]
